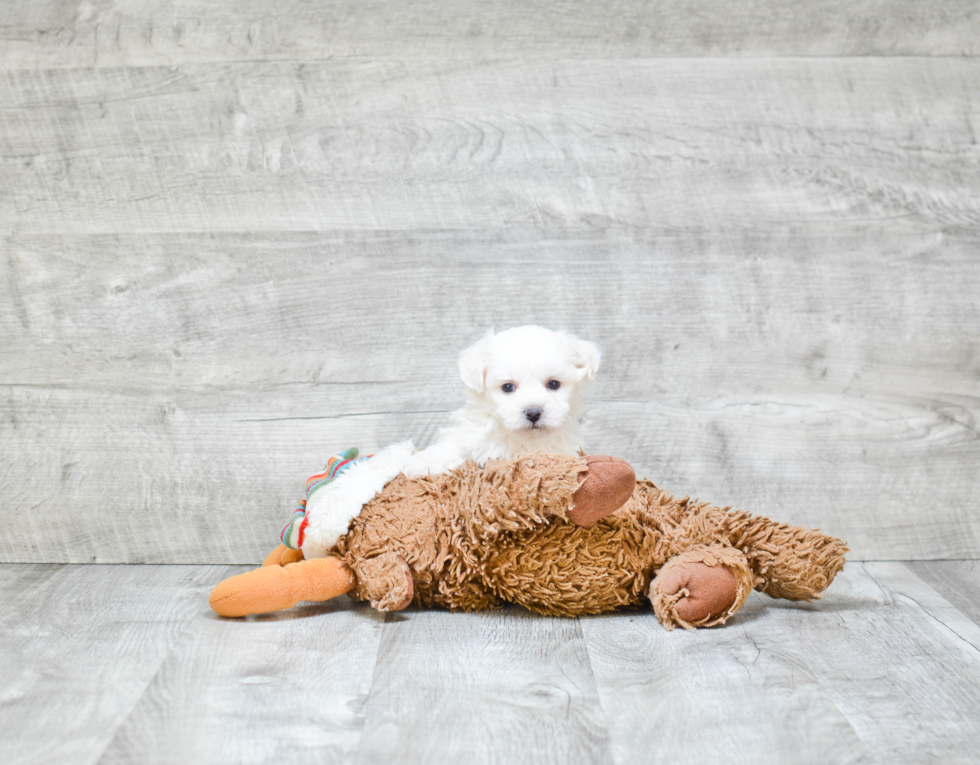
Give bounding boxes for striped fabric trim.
[280,447,373,550]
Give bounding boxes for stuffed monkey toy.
[210,454,846,630]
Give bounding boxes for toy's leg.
[209,556,355,617]
[262,544,304,567]
[350,552,415,612]
[566,455,636,527]
[745,524,848,601]
[649,544,756,630]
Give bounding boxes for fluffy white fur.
[301,325,601,558]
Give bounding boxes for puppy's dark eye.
[547,380,561,390]
[502,383,516,393]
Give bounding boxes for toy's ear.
[568,335,601,382]
[458,328,495,391]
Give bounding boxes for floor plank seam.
[867,563,980,649]
[565,618,617,765]
[351,609,392,765]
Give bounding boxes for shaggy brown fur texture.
[335,454,847,629]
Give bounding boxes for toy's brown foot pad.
[209,556,355,617]
[649,546,755,630]
[654,562,736,624]
[567,455,636,527]
[352,552,414,612]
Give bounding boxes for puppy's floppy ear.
[458,328,495,391]
[566,335,601,382]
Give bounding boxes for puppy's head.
[458,325,600,436]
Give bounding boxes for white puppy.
[300,325,600,559]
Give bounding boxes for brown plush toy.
[210,454,847,629]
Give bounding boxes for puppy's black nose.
[525,407,542,424]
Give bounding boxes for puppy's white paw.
[373,440,416,469]
[400,440,466,478]
[402,456,450,478]
[401,454,431,478]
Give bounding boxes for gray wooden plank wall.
[1,1,979,564]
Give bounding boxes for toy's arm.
[463,454,636,543]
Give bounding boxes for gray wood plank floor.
[2,561,978,765]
